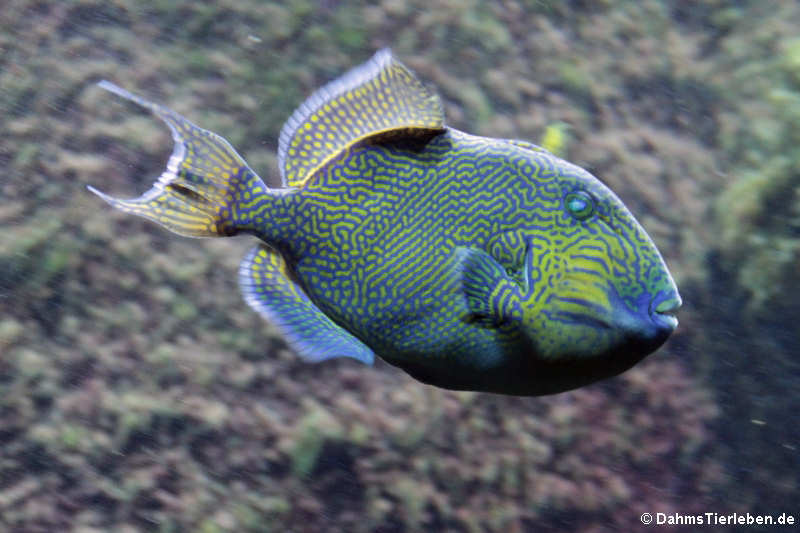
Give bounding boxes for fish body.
[91,50,680,395]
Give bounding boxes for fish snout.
[649,289,682,332]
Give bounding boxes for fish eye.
[564,191,594,220]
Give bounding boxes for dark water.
[1,1,797,531]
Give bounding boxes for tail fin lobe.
[89,81,267,238]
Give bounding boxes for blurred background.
[1,1,798,531]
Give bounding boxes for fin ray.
[277,49,445,188]
[451,247,523,324]
[90,81,267,237]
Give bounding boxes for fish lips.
[611,287,681,352]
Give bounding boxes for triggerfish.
[89,50,681,395]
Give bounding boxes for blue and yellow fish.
[90,50,681,395]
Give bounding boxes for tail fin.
[89,81,268,237]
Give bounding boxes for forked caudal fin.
[88,81,269,238]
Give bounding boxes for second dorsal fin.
[277,49,445,188]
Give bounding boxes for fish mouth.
[649,291,682,330]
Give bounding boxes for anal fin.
[239,244,374,365]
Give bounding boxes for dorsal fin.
[504,139,548,154]
[277,48,445,188]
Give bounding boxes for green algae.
[286,402,345,477]
[540,121,571,157]
[0,318,24,351]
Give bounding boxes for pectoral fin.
[451,247,523,325]
[239,244,374,365]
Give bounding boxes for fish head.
[516,154,681,374]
